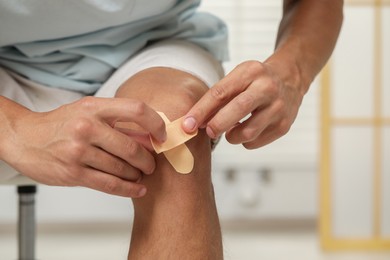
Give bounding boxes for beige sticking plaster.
[151,112,197,174]
[151,113,197,154]
[163,144,194,174]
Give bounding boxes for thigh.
[95,39,224,98]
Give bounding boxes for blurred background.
[1,0,389,259]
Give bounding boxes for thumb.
[182,64,248,134]
[181,85,227,134]
[182,116,199,134]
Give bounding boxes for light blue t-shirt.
[0,0,228,94]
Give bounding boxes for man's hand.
[1,96,166,197]
[182,60,304,149]
[183,0,343,150]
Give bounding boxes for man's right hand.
[0,96,166,198]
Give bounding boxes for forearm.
[266,0,343,94]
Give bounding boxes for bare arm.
[0,95,166,197]
[183,0,343,148]
[270,0,344,94]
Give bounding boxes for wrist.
[264,48,311,97]
[0,96,31,161]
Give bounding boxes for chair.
[1,161,37,260]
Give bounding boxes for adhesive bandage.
[150,112,198,174]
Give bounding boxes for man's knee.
[115,67,214,196]
[115,67,209,119]
[115,66,213,174]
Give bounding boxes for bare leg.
[115,67,223,260]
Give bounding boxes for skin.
[115,67,223,259]
[183,0,344,149]
[0,96,166,197]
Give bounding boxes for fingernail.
[206,126,217,139]
[138,187,147,197]
[183,117,197,132]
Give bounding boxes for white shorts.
[0,39,224,184]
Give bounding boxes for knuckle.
[128,188,142,198]
[278,119,291,136]
[125,139,140,157]
[263,78,279,97]
[103,179,120,194]
[131,100,146,117]
[78,96,96,110]
[208,120,223,135]
[247,60,263,70]
[112,160,126,175]
[244,60,265,76]
[70,117,94,138]
[241,128,258,141]
[235,94,255,111]
[60,166,82,186]
[210,85,228,102]
[68,141,87,159]
[270,99,285,115]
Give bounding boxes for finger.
[81,168,147,198]
[182,66,252,133]
[114,127,154,152]
[242,122,287,149]
[82,146,141,181]
[225,105,279,144]
[204,85,267,139]
[86,97,167,142]
[93,124,157,174]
